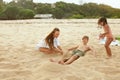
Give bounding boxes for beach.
[0,19,120,80]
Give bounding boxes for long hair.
[45,28,60,49]
[98,17,108,26]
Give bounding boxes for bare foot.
[106,56,112,59]
[58,61,64,65]
[49,59,65,65]
[49,59,56,62]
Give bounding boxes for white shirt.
[36,38,60,50]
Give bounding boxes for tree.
[18,8,35,19]
[35,3,52,14]
[2,5,19,19]
[17,0,36,10]
[0,0,3,3]
[52,7,64,19]
[1,1,120,19]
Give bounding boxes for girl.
[98,17,114,58]
[36,28,63,54]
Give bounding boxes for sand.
[0,19,120,80]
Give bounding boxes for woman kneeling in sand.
[36,28,63,54]
[50,36,96,65]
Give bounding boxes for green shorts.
[72,50,85,57]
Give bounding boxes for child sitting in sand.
[50,36,96,65]
[36,28,63,54]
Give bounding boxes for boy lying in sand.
[50,36,96,65]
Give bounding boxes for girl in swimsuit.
[98,17,114,58]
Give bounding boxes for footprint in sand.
[0,58,6,62]
[0,70,32,79]
[40,62,67,73]
[0,61,32,79]
[0,63,20,69]
[95,66,120,75]
[64,76,84,80]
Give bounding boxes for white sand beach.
[0,19,120,80]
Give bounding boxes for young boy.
[50,36,96,65]
[98,17,114,58]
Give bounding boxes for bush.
[116,36,120,41]
[18,9,35,19]
[69,14,84,19]
[1,6,19,20]
[52,8,64,19]
[0,6,35,20]
[0,12,7,20]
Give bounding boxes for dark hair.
[98,17,107,26]
[82,36,89,40]
[45,28,60,49]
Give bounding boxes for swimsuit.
[36,38,60,50]
[72,49,85,57]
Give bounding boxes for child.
[98,17,114,58]
[50,36,96,65]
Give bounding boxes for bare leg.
[49,58,69,64]
[39,47,63,55]
[59,59,69,64]
[39,48,55,54]
[64,55,79,65]
[104,38,113,58]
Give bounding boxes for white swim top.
[36,38,60,50]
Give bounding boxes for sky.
[3,0,120,9]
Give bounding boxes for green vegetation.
[0,1,120,19]
[18,8,35,19]
[1,6,19,20]
[69,14,84,19]
[116,36,120,41]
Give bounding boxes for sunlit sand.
[0,19,120,80]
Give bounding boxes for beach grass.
[116,36,120,41]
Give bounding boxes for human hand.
[68,49,71,51]
[99,34,105,39]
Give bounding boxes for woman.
[36,28,63,54]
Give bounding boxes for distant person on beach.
[36,28,63,54]
[50,36,96,65]
[98,17,114,58]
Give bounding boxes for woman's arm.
[52,45,63,54]
[57,46,62,50]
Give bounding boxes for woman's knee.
[39,48,50,52]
